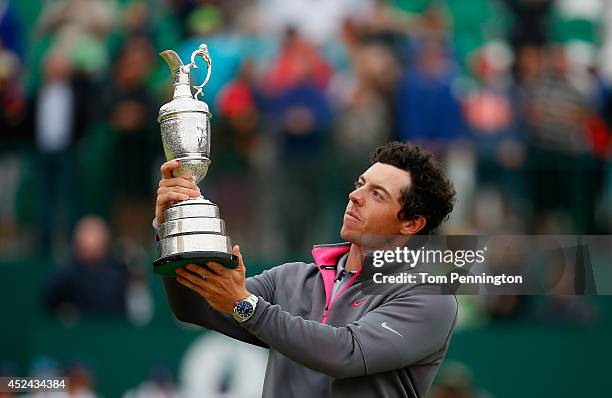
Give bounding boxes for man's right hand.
[155,160,201,226]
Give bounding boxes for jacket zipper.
[321,268,362,324]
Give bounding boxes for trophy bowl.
[158,97,212,183]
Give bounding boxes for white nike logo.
[381,322,403,337]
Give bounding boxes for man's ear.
[399,216,426,235]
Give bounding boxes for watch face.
[236,301,254,319]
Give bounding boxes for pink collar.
[311,243,352,306]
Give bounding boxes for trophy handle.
[181,43,212,100]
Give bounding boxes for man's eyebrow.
[358,175,392,198]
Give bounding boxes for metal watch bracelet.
[233,294,258,323]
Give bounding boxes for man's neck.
[345,237,412,272]
[345,244,363,273]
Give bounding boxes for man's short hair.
[371,142,456,235]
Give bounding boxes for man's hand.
[175,245,250,314]
[155,160,201,225]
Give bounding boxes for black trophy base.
[153,251,239,277]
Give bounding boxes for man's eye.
[354,181,364,189]
[373,191,380,198]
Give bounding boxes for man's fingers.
[176,276,206,296]
[233,245,246,272]
[157,191,190,204]
[160,160,180,179]
[157,186,200,198]
[159,178,200,191]
[185,263,214,279]
[176,268,207,286]
[206,261,225,274]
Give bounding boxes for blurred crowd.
[1,0,612,259]
[1,0,611,396]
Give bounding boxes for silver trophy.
[153,43,237,276]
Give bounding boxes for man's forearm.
[162,277,268,348]
[240,297,367,378]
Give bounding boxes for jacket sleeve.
[240,284,458,378]
[162,265,280,348]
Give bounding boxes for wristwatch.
[233,294,258,323]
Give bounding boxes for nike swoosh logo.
[381,322,403,337]
[352,300,366,308]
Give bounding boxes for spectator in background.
[43,216,128,319]
[0,46,22,136]
[520,44,596,233]
[394,37,470,230]
[0,0,23,60]
[501,0,554,50]
[119,1,153,40]
[395,38,466,151]
[524,45,588,153]
[409,4,451,44]
[331,43,396,164]
[264,28,333,254]
[513,44,544,95]
[264,26,333,94]
[35,0,116,80]
[216,59,261,171]
[463,41,526,232]
[107,1,154,56]
[101,37,157,245]
[209,59,262,251]
[36,0,115,41]
[359,0,412,59]
[28,46,94,254]
[0,45,24,248]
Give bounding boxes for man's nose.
[348,187,364,206]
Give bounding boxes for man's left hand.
[175,245,250,314]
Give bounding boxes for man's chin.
[340,227,370,247]
[340,226,358,245]
[340,227,403,249]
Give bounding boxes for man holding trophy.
[153,44,458,398]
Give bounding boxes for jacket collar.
[311,242,351,269]
[311,243,352,306]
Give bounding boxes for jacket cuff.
[152,218,161,233]
[152,218,162,242]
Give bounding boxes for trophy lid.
[158,96,209,123]
[158,46,211,123]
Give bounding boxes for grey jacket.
[163,243,458,398]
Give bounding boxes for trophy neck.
[160,50,192,99]
[169,156,210,184]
